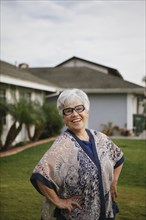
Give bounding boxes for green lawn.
[0,139,145,220]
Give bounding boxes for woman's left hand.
[110,180,117,200]
[111,163,124,200]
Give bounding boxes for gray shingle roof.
[55,56,123,79]
[1,59,144,94]
[0,60,58,89]
[29,66,143,91]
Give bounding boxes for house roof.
[0,60,58,92]
[1,59,144,95]
[55,56,123,79]
[29,66,144,94]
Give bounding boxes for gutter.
[0,75,58,92]
[82,88,145,95]
[45,91,60,98]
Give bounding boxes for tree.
[142,76,146,84]
[25,102,46,141]
[3,99,35,149]
[1,98,63,150]
[0,98,9,148]
[39,103,63,139]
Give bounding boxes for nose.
[71,109,79,116]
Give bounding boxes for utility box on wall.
[133,114,146,136]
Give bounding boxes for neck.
[71,129,89,141]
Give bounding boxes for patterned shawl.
[30,129,124,220]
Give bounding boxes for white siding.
[127,94,137,130]
[1,85,45,146]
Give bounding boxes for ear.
[86,111,89,119]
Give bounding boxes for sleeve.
[30,138,61,195]
[114,155,124,169]
[30,172,57,195]
[106,136,124,169]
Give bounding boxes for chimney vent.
[19,63,29,69]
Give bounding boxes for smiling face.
[63,99,89,134]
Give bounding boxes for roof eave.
[0,75,58,92]
[78,88,144,95]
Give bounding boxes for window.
[19,89,31,101]
[0,87,6,102]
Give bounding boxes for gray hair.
[57,88,90,115]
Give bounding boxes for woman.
[30,88,124,220]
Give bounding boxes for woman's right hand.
[57,195,82,213]
[36,180,82,213]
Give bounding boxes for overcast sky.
[1,0,145,86]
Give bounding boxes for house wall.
[126,94,137,130]
[88,94,127,132]
[1,84,45,146]
[47,93,138,135]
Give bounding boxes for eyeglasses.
[63,105,85,116]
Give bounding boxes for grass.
[0,139,146,220]
[113,139,146,220]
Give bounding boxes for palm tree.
[142,76,146,84]
[26,102,46,141]
[142,76,146,97]
[26,102,63,141]
[2,98,63,150]
[42,103,63,137]
[0,98,9,148]
[3,99,36,149]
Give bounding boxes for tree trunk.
[0,139,3,149]
[31,125,45,142]
[4,121,22,149]
[0,124,4,149]
[26,124,33,141]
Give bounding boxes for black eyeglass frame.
[63,104,85,116]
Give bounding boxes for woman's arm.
[36,179,82,213]
[110,163,124,200]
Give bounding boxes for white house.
[30,56,145,135]
[0,60,59,145]
[0,56,145,146]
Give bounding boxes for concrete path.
[0,133,145,158]
[0,136,57,158]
